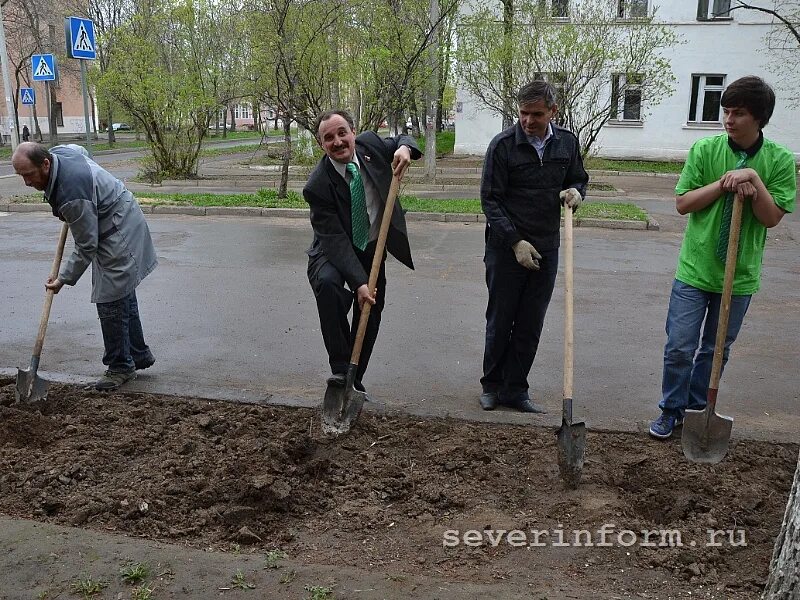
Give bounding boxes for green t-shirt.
[675,134,796,294]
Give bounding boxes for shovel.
[15,221,69,403]
[556,204,586,488]
[321,172,403,435]
[682,194,743,464]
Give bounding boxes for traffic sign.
[20,88,35,105]
[31,54,56,81]
[66,17,96,60]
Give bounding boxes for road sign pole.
[0,3,19,149]
[45,82,54,143]
[79,60,92,157]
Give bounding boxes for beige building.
[1,3,97,143]
[3,70,92,142]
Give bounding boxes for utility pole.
[0,3,19,150]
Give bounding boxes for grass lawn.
[134,191,648,221]
[584,157,684,174]
[199,144,271,158]
[413,131,456,156]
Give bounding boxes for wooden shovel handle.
[563,205,574,401]
[708,194,744,398]
[32,222,69,358]
[349,174,402,366]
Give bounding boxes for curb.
[588,169,680,180]
[0,203,658,231]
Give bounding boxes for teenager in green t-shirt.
[649,76,797,439]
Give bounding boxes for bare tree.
[724,1,800,106]
[457,0,679,156]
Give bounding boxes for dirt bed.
[0,377,795,598]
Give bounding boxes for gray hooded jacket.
[45,145,157,303]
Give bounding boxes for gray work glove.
[512,240,541,270]
[559,187,582,210]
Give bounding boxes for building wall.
[454,1,800,161]
[9,73,93,137]
[0,4,99,141]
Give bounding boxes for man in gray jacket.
[12,142,158,391]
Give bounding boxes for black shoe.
[134,353,156,370]
[326,373,346,387]
[479,392,498,411]
[516,398,546,414]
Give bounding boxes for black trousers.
[480,244,558,401]
[307,241,386,382]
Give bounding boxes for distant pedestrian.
[649,76,796,439]
[11,142,159,392]
[21,125,30,142]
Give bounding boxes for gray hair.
[517,80,557,108]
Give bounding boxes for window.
[617,0,647,19]
[234,103,251,120]
[610,73,643,121]
[697,0,731,20]
[552,0,568,18]
[539,0,569,18]
[688,74,725,123]
[55,102,64,127]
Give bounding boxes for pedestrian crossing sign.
[31,54,56,81]
[66,17,96,60]
[20,88,35,105]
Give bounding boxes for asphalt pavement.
[1,206,798,443]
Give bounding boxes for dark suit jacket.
[304,131,422,291]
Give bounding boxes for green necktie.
[347,162,369,251]
[715,150,748,262]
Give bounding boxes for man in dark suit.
[304,109,422,396]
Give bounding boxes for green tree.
[249,0,343,197]
[343,0,459,132]
[456,0,679,156]
[89,0,135,143]
[97,0,219,179]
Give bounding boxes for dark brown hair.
[721,76,775,128]
[314,109,356,138]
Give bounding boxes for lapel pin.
[364,155,371,162]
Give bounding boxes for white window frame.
[697,0,733,21]
[610,73,644,122]
[688,74,726,124]
[617,0,648,20]
[234,103,252,120]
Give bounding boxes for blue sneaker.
[649,413,678,439]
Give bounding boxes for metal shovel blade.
[14,367,50,404]
[556,397,586,489]
[681,407,733,464]
[322,384,366,436]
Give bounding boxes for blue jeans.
[481,244,559,402]
[659,280,751,417]
[96,290,152,373]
